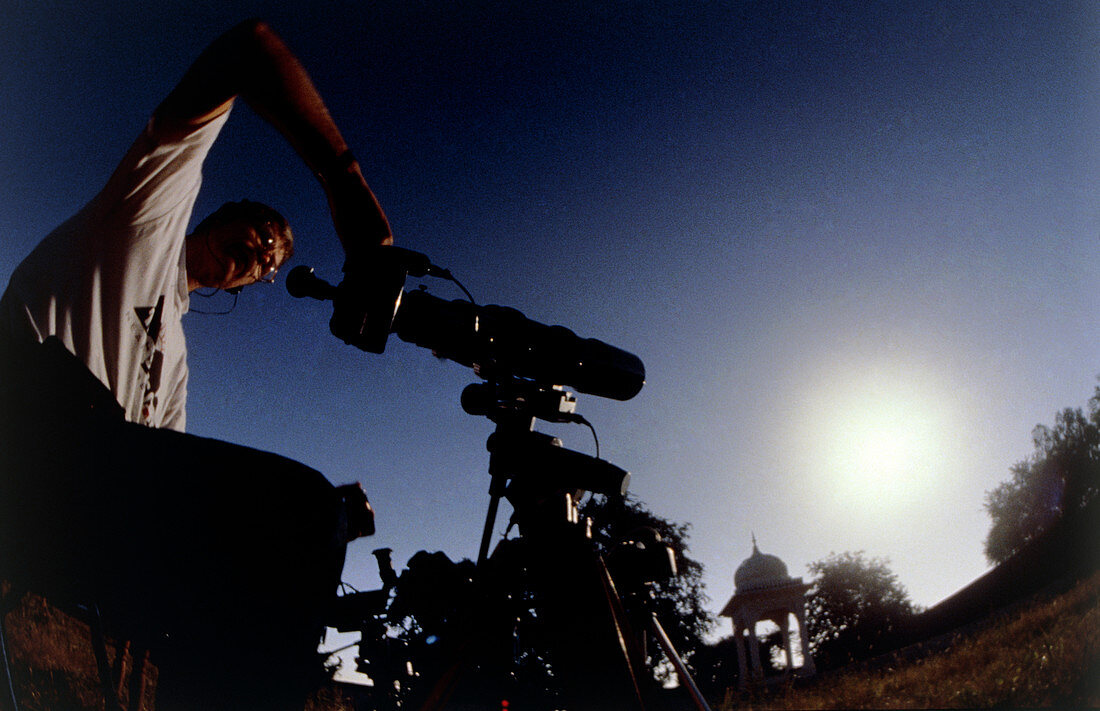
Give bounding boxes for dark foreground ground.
[2,572,1097,710]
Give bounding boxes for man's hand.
[329,247,408,354]
[337,482,375,541]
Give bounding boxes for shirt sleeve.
[94,108,233,227]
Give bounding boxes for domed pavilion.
[719,537,816,687]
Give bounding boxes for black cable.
[432,268,476,304]
[189,288,239,315]
[574,414,601,459]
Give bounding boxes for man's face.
[188,218,287,292]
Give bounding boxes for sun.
[800,365,952,516]
[831,408,924,496]
[856,427,914,479]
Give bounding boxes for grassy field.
[2,572,1098,710]
[718,571,1100,710]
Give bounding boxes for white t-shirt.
[0,109,231,432]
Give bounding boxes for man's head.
[186,200,294,293]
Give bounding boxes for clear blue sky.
[2,0,1098,658]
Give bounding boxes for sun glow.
[799,364,955,517]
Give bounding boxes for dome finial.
[751,531,758,552]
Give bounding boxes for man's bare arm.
[155,19,392,253]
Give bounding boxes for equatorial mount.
[469,376,629,566]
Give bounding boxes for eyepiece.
[286,265,338,300]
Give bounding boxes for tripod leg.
[476,492,503,568]
[86,603,123,710]
[594,558,651,707]
[648,613,712,711]
[0,589,19,711]
[532,534,648,711]
[413,636,478,711]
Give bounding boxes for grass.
[719,571,1100,709]
[1,589,136,711]
[2,573,1097,709]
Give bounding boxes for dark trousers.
[0,338,348,710]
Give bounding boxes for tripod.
[397,379,711,711]
[287,263,675,707]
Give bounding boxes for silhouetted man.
[0,19,389,710]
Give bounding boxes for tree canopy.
[805,551,918,670]
[984,383,1100,565]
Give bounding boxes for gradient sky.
[3,0,1098,663]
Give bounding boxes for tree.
[805,551,917,670]
[984,384,1100,564]
[689,635,740,699]
[580,493,714,682]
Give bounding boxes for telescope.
[289,247,645,566]
[286,248,645,401]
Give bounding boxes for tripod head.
[459,373,630,563]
